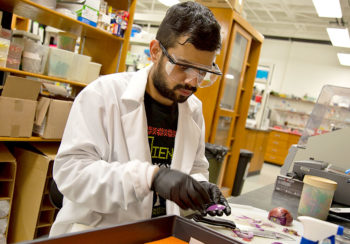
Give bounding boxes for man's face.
[151,37,217,104]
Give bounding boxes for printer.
[279,85,350,206]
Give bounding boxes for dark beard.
[152,62,197,103]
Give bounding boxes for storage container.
[57,32,77,52]
[46,47,74,79]
[84,61,102,84]
[0,38,10,67]
[6,42,23,69]
[298,175,337,220]
[21,38,43,73]
[67,53,91,82]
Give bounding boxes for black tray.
[23,215,242,244]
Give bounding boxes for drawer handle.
[272,149,277,152]
[270,156,276,159]
[273,141,279,144]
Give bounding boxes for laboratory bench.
[229,183,350,229]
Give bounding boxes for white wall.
[259,39,350,99]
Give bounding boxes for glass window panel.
[214,116,232,146]
[220,33,248,110]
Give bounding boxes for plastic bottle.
[298,216,344,244]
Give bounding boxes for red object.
[255,95,262,103]
[268,207,293,226]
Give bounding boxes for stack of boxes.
[0,75,73,139]
[0,76,41,137]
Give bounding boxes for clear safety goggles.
[159,41,222,88]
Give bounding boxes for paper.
[195,204,303,244]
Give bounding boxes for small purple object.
[206,204,226,211]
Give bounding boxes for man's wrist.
[148,165,160,190]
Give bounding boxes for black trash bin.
[205,143,228,184]
[231,149,253,196]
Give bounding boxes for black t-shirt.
[144,92,178,217]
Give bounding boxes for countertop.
[228,184,350,229]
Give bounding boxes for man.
[50,1,231,236]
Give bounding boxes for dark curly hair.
[156,1,221,52]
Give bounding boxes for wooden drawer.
[267,138,287,149]
[270,131,289,141]
[264,152,285,165]
[266,144,288,157]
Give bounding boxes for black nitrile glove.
[151,168,211,212]
[199,181,231,217]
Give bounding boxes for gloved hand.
[199,181,231,217]
[151,168,211,212]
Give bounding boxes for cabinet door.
[220,28,250,111]
[211,24,252,147]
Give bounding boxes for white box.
[84,0,101,11]
[84,62,102,84]
[77,4,99,23]
[67,53,91,82]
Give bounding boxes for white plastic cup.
[298,175,337,220]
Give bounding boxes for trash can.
[231,149,253,196]
[205,143,228,184]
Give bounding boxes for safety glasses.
[158,41,222,88]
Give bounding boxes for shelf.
[0,197,11,201]
[0,67,88,87]
[0,136,61,142]
[36,221,52,228]
[40,205,55,211]
[274,108,310,116]
[0,0,124,41]
[270,94,315,104]
[255,79,267,85]
[0,177,14,182]
[129,39,150,46]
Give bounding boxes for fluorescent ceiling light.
[225,74,234,79]
[327,28,350,48]
[337,53,350,66]
[158,0,179,7]
[312,0,342,18]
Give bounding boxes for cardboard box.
[0,75,41,137]
[2,75,41,100]
[7,143,59,243]
[34,97,73,139]
[196,0,244,13]
[0,97,37,137]
[76,5,99,26]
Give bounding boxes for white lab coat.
[50,65,209,236]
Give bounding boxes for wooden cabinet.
[0,0,136,242]
[0,143,16,241]
[195,9,264,196]
[264,130,300,165]
[241,128,268,175]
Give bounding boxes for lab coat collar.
[121,64,152,104]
